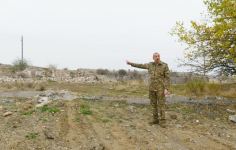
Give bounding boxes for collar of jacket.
[152,61,164,65]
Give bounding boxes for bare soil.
[0,95,236,150]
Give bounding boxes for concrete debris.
[226,109,235,114]
[229,115,236,123]
[35,90,77,107]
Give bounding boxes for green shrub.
[40,105,60,114]
[96,69,110,75]
[185,79,206,96]
[118,69,127,77]
[11,59,29,72]
[25,132,38,139]
[22,109,35,116]
[80,104,92,115]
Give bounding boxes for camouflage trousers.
[149,90,166,122]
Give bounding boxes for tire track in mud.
[59,101,109,149]
[57,100,235,150]
[58,101,91,149]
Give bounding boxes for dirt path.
[57,100,236,150]
[0,98,235,150]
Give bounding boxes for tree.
[171,0,236,76]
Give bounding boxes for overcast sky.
[0,0,206,71]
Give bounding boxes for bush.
[118,69,127,77]
[40,105,60,114]
[185,79,206,96]
[96,69,110,75]
[80,104,92,115]
[69,71,77,78]
[11,59,29,72]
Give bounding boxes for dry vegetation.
[171,80,236,98]
[1,79,235,98]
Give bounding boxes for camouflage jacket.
[130,61,170,91]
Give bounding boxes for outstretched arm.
[126,60,149,69]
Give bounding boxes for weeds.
[172,80,236,98]
[80,104,92,115]
[185,79,206,96]
[22,109,35,116]
[25,132,38,139]
[39,105,60,114]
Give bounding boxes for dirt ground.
[0,94,236,150]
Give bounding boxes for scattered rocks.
[90,143,105,150]
[2,99,14,103]
[37,90,66,100]
[226,109,235,115]
[43,129,55,140]
[3,111,13,117]
[36,97,50,107]
[35,90,77,107]
[105,135,110,140]
[229,115,236,123]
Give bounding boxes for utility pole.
[21,35,24,62]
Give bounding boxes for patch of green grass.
[25,132,38,139]
[80,104,92,115]
[21,109,35,116]
[39,105,60,114]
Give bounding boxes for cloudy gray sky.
[0,0,205,71]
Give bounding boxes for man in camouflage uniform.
[126,52,170,127]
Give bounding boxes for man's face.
[153,53,160,63]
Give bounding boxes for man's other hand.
[164,89,170,96]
